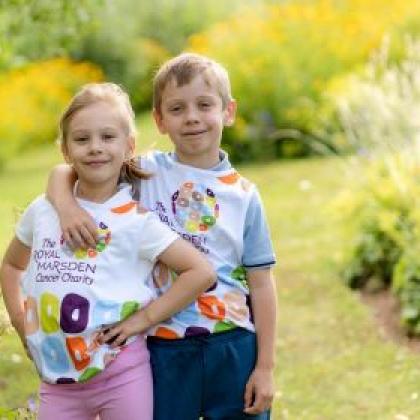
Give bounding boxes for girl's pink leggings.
[37,338,153,420]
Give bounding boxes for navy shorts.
[147,328,270,420]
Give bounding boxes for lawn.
[1,115,420,418]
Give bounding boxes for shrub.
[71,0,251,113]
[332,37,420,333]
[188,0,420,161]
[0,58,103,168]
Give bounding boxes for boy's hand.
[243,366,274,415]
[61,206,97,249]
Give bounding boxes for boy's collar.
[171,150,231,171]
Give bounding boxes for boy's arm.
[0,237,31,350]
[98,238,216,346]
[244,267,277,415]
[46,164,97,248]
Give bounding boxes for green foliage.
[75,35,170,112]
[330,35,420,333]
[71,0,250,112]
[343,224,401,290]
[0,0,103,70]
[335,141,420,333]
[0,407,37,419]
[0,58,103,167]
[393,251,420,334]
[188,0,420,161]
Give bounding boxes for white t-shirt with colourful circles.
[139,151,276,339]
[16,185,178,384]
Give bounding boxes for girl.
[0,83,215,420]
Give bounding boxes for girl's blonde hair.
[58,83,150,190]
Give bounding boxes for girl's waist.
[39,336,149,389]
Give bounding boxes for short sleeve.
[242,188,276,270]
[15,196,42,247]
[137,212,179,262]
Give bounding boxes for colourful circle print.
[60,221,111,259]
[171,182,219,233]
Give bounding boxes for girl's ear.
[61,142,72,164]
[223,100,237,127]
[153,109,167,134]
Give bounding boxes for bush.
[0,58,103,168]
[393,250,420,334]
[71,0,251,113]
[0,0,102,70]
[333,37,420,333]
[75,35,170,112]
[188,0,420,161]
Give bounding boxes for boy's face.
[154,74,236,168]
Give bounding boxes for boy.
[48,53,277,419]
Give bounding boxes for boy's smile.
[154,75,236,168]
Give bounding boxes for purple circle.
[184,326,211,337]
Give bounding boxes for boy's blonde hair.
[153,53,233,113]
[59,82,149,184]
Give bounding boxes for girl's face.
[62,101,134,192]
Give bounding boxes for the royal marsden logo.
[61,221,111,259]
[171,182,219,233]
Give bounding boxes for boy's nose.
[185,106,199,123]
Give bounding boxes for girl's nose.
[88,137,103,153]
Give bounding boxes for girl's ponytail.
[120,157,152,201]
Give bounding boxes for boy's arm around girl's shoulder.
[46,163,97,249]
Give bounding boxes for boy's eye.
[199,102,211,109]
[102,134,116,141]
[75,137,88,142]
[168,105,182,113]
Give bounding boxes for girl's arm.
[46,164,97,248]
[99,238,216,346]
[0,237,31,350]
[243,268,277,415]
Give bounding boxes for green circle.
[201,215,216,226]
[96,241,106,252]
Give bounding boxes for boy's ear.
[126,136,135,159]
[153,109,167,134]
[223,100,237,127]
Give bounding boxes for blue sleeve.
[242,188,276,270]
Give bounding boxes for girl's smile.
[62,101,134,202]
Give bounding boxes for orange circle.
[198,295,226,320]
[155,326,180,339]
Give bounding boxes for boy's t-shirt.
[16,185,178,384]
[139,151,275,338]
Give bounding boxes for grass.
[1,117,420,418]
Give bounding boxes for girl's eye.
[75,137,88,142]
[199,102,211,109]
[103,134,115,140]
[169,105,182,113]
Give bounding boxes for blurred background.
[3,0,420,418]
